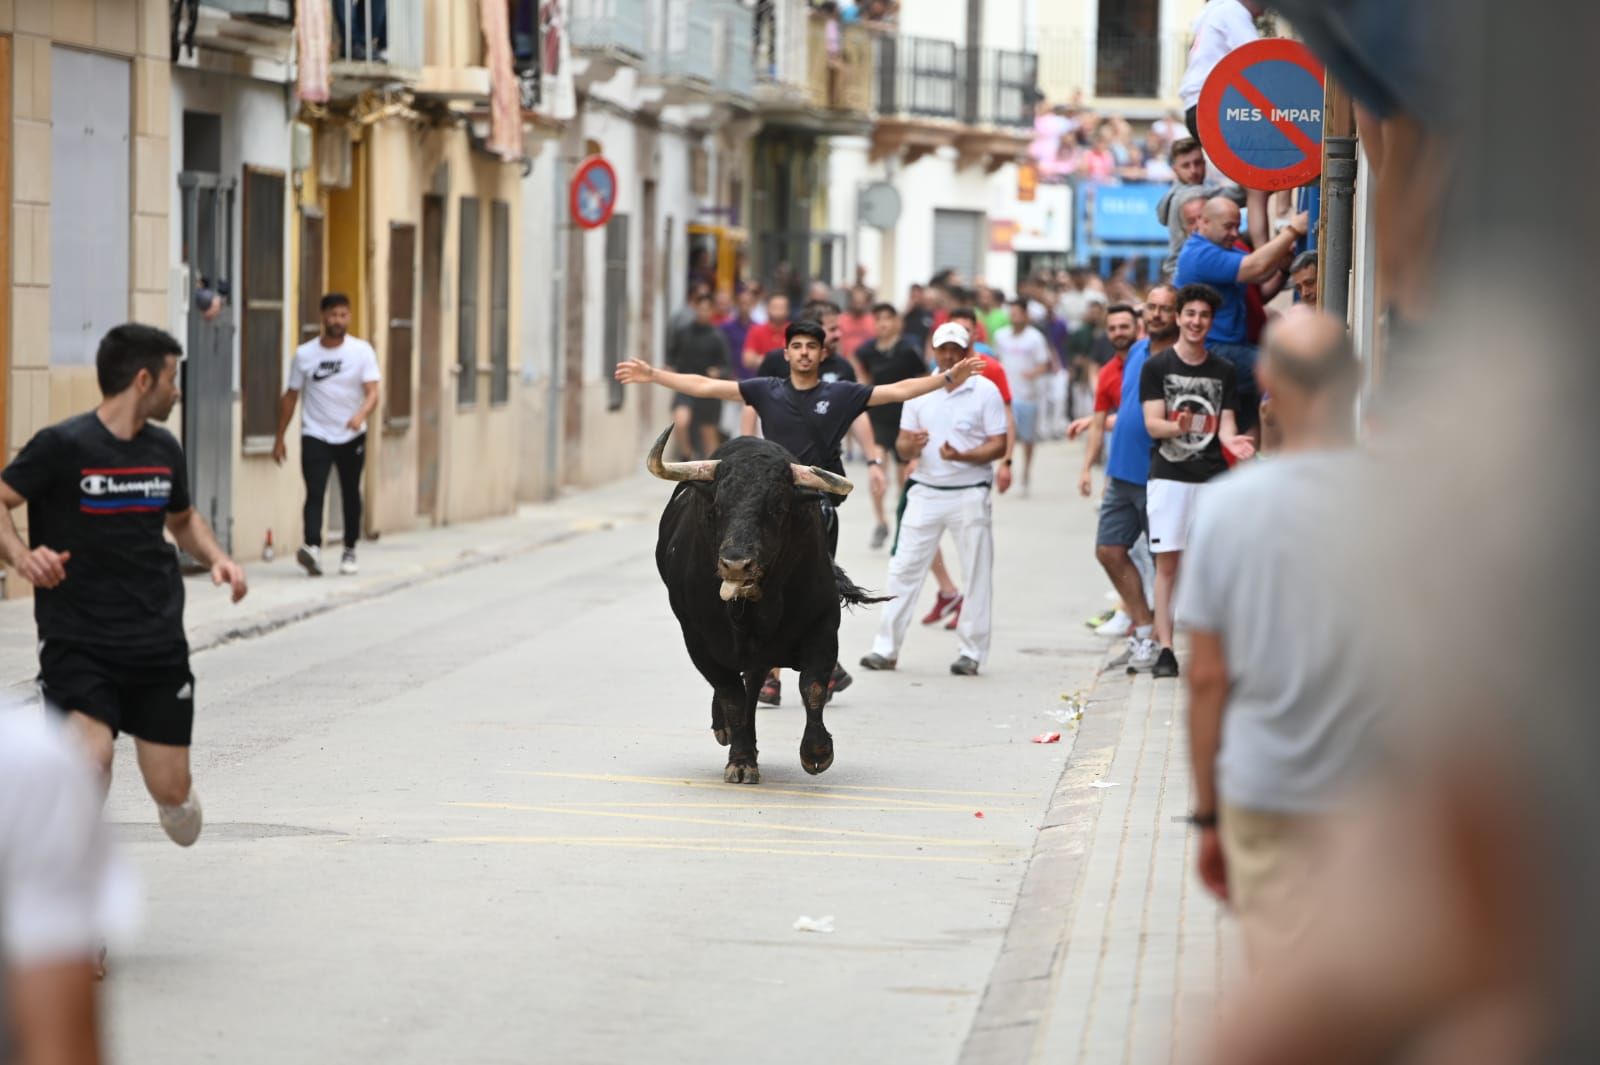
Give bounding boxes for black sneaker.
[829,663,853,696]
[1152,647,1180,679]
[758,674,781,706]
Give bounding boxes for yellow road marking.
[430,836,1013,865]
[500,770,1028,803]
[446,801,998,847]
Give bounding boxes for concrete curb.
[959,647,1134,1064]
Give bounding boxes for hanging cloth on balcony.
[297,0,333,104]
[481,0,523,160]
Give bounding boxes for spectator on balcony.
[1082,127,1119,183]
[1142,131,1176,182]
[333,0,387,62]
[1152,108,1186,151]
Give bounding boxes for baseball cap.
[931,322,970,349]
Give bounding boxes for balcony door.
[1095,0,1159,98]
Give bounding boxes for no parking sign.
[1197,39,1325,191]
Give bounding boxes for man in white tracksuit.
[859,323,1008,676]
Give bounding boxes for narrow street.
[94,444,1227,1064]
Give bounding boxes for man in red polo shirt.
[1075,303,1141,495]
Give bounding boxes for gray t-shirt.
[1175,451,1381,813]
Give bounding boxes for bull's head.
[647,426,852,602]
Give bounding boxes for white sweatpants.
[871,484,995,665]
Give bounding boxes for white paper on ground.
[793,915,835,933]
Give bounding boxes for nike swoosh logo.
[311,368,339,381]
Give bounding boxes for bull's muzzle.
[717,557,763,602]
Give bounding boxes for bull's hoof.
[800,735,835,776]
[713,727,732,746]
[724,762,761,785]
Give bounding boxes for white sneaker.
[1095,609,1133,638]
[296,544,323,576]
[158,789,203,847]
[1126,636,1161,674]
[339,548,358,575]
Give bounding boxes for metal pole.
[1317,75,1357,321]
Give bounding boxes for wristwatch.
[942,371,954,385]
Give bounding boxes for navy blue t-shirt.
[738,377,873,482]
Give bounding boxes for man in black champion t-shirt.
[616,319,984,703]
[0,324,248,848]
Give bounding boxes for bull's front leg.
[797,661,835,776]
[723,669,764,785]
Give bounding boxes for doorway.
[417,194,445,521]
[177,170,237,552]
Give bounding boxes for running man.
[0,324,248,846]
[859,323,1008,676]
[615,320,985,700]
[272,292,381,577]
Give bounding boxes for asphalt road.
[102,450,1109,1064]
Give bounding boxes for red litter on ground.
[973,811,984,819]
[1032,732,1062,744]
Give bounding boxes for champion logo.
[814,400,831,415]
[78,467,173,515]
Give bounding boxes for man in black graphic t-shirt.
[616,318,984,704]
[1138,284,1254,679]
[856,302,930,549]
[0,324,248,849]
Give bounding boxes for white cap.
[931,322,970,349]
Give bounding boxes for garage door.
[931,208,984,283]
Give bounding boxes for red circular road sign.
[1197,39,1326,191]
[569,156,617,230]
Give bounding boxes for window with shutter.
[298,210,325,346]
[489,201,511,406]
[457,197,480,407]
[387,222,416,424]
[242,167,287,442]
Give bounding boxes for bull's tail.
[835,562,892,609]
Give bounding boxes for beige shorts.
[1220,803,1337,966]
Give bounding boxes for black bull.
[649,427,887,784]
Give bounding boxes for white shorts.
[1146,479,1205,554]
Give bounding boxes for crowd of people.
[1030,98,1191,184]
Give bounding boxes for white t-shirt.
[1179,0,1260,109]
[288,336,382,445]
[993,325,1053,405]
[900,376,1008,488]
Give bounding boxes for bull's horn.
[646,426,718,482]
[792,464,854,496]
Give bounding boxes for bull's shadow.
[648,427,888,785]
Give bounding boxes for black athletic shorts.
[38,639,195,746]
[672,392,723,427]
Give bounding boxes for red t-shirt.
[1093,355,1125,414]
[744,321,788,356]
[978,354,1013,405]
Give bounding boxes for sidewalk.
[961,614,1244,1063]
[0,475,663,692]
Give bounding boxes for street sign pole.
[1318,76,1357,322]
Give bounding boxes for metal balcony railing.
[875,34,1037,129]
[658,0,717,85]
[716,0,754,98]
[1035,30,1187,102]
[569,0,652,62]
[331,0,423,69]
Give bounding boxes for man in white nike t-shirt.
[272,292,380,576]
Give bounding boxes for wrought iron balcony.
[875,34,1037,129]
[569,0,653,66]
[329,0,423,72]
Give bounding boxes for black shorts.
[39,639,195,746]
[672,392,723,427]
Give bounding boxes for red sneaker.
[945,599,963,631]
[921,591,962,625]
